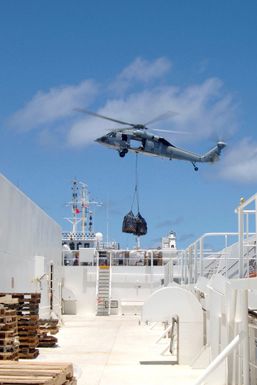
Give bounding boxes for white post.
[226,286,237,385]
[150,250,153,292]
[224,234,228,279]
[246,212,250,277]
[150,250,153,268]
[188,247,193,284]
[96,250,99,303]
[170,255,174,284]
[109,251,112,316]
[184,250,188,284]
[249,324,256,384]
[181,251,185,284]
[200,237,204,277]
[238,207,244,279]
[241,290,249,385]
[194,242,198,283]
[255,197,257,276]
[136,235,140,249]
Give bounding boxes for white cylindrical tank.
[142,286,203,364]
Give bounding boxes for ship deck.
[35,315,203,385]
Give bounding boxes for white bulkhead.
[0,173,62,318]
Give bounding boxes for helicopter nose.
[95,136,106,143]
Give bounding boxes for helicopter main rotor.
[74,108,180,133]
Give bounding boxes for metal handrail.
[192,333,242,385]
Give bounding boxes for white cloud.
[217,138,257,182]
[111,57,171,93]
[7,57,238,151]
[68,77,237,146]
[8,80,98,131]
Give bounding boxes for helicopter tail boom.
[200,141,226,163]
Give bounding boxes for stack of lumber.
[0,305,19,361]
[38,319,59,347]
[0,293,41,359]
[0,361,77,384]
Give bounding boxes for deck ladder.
[96,266,111,316]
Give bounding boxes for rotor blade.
[74,108,135,126]
[151,128,189,134]
[144,111,178,126]
[105,127,133,132]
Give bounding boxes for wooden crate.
[0,361,77,384]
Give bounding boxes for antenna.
[79,182,89,240]
[79,181,103,237]
[64,179,82,235]
[65,179,102,239]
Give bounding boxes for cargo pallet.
[0,305,19,361]
[0,361,77,384]
[0,293,41,359]
[38,319,59,348]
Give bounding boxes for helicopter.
[75,108,226,171]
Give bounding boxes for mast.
[67,179,81,235]
[80,182,89,240]
[65,179,102,239]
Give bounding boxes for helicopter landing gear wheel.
[192,162,199,171]
[119,149,128,158]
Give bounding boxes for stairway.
[96,267,111,316]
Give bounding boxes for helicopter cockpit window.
[107,132,116,138]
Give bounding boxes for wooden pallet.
[39,320,59,334]
[0,361,76,384]
[38,335,57,348]
[38,320,59,348]
[0,294,41,359]
[0,305,19,361]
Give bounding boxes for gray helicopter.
[76,108,226,171]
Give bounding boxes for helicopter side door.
[143,138,155,153]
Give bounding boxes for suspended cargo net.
[122,211,147,236]
[122,210,137,234]
[135,212,147,236]
[122,155,147,236]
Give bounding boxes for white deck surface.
[36,315,204,385]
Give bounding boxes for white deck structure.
[37,314,204,385]
[0,173,62,318]
[61,193,257,385]
[0,173,257,384]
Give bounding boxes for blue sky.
[1,1,257,249]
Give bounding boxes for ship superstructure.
[1,172,257,384]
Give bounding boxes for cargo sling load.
[122,155,147,237]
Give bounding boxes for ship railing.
[179,232,257,284]
[192,333,242,385]
[63,248,181,268]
